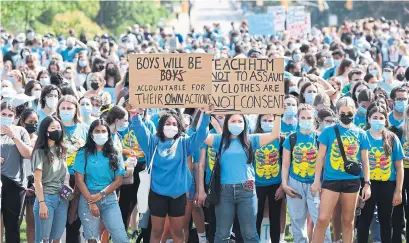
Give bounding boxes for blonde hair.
[336,96,356,113]
[57,95,82,123]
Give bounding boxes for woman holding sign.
[202,114,281,243]
[130,105,214,243]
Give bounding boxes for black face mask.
[97,65,105,72]
[25,123,37,134]
[293,71,301,77]
[397,74,405,81]
[106,68,116,76]
[48,130,62,141]
[339,114,354,125]
[91,82,99,90]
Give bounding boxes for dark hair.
[156,110,184,141]
[32,116,66,163]
[317,107,335,121]
[220,114,253,164]
[373,87,388,99]
[59,83,76,97]
[390,87,408,101]
[357,89,374,103]
[364,73,375,82]
[48,60,61,74]
[298,81,317,104]
[91,57,105,73]
[332,49,345,58]
[18,108,38,126]
[351,81,369,103]
[36,70,49,81]
[348,68,364,81]
[104,62,121,86]
[337,58,353,76]
[304,53,316,67]
[82,119,119,170]
[50,72,65,87]
[105,105,127,125]
[365,105,394,157]
[40,84,61,109]
[254,114,276,134]
[24,80,42,96]
[1,101,16,114]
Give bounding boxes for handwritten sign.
[128,53,213,108]
[267,6,286,33]
[211,58,285,114]
[247,14,274,36]
[286,6,307,37]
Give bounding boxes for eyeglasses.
[396,98,408,102]
[46,94,58,98]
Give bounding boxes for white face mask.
[46,97,58,109]
[32,90,42,99]
[163,125,178,139]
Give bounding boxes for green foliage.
[1,0,169,37]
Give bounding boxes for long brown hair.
[366,104,394,157]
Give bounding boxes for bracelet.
[39,200,45,203]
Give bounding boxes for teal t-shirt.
[73,150,126,191]
[212,134,260,185]
[283,131,318,184]
[254,138,281,186]
[318,124,370,181]
[367,130,404,181]
[401,136,409,169]
[389,112,404,127]
[63,123,89,174]
[354,113,367,130]
[281,120,298,137]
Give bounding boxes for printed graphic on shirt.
[63,135,85,168]
[403,141,409,168]
[207,147,217,171]
[330,136,359,172]
[292,142,317,178]
[158,139,179,158]
[368,147,392,181]
[356,122,366,129]
[122,130,144,158]
[255,144,280,179]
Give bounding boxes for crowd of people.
[1,15,409,243]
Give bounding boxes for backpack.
[288,132,320,160]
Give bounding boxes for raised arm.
[187,113,210,155]
[259,116,281,147]
[129,113,154,154]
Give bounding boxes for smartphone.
[293,192,303,199]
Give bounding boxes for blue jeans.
[33,194,69,243]
[215,183,259,243]
[286,177,331,243]
[78,191,129,242]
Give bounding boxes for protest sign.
[128,53,213,108]
[286,6,307,37]
[267,5,286,33]
[247,14,274,36]
[211,58,285,114]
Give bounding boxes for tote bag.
[137,145,158,213]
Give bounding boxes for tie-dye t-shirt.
[318,124,370,181]
[254,138,281,186]
[63,123,89,174]
[401,136,409,168]
[281,120,298,137]
[366,131,404,181]
[354,113,367,129]
[283,131,318,184]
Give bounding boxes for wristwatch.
[100,190,106,198]
[364,181,371,186]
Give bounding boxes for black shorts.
[148,189,187,218]
[322,179,361,193]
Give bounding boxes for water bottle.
[314,194,320,208]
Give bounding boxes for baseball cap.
[383,62,395,71]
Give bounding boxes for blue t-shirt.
[73,150,125,191]
[401,136,409,168]
[119,118,156,163]
[283,131,318,184]
[212,134,261,185]
[254,138,281,186]
[281,120,298,137]
[61,47,84,62]
[389,112,404,127]
[63,123,89,174]
[354,113,367,129]
[318,124,370,181]
[37,108,51,126]
[131,114,210,198]
[367,130,404,181]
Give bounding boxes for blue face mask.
[370,119,385,131]
[228,123,244,136]
[284,106,297,118]
[395,101,407,113]
[358,105,367,115]
[334,59,342,68]
[59,110,75,123]
[304,93,316,105]
[299,119,314,130]
[117,121,129,132]
[261,122,273,132]
[327,58,335,67]
[0,116,14,126]
[369,69,378,77]
[8,76,15,83]
[79,60,88,68]
[80,105,92,117]
[93,133,109,146]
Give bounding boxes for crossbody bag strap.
[334,125,348,163]
[147,143,158,174]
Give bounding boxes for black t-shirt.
[344,47,358,61]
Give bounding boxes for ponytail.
[381,129,394,158]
